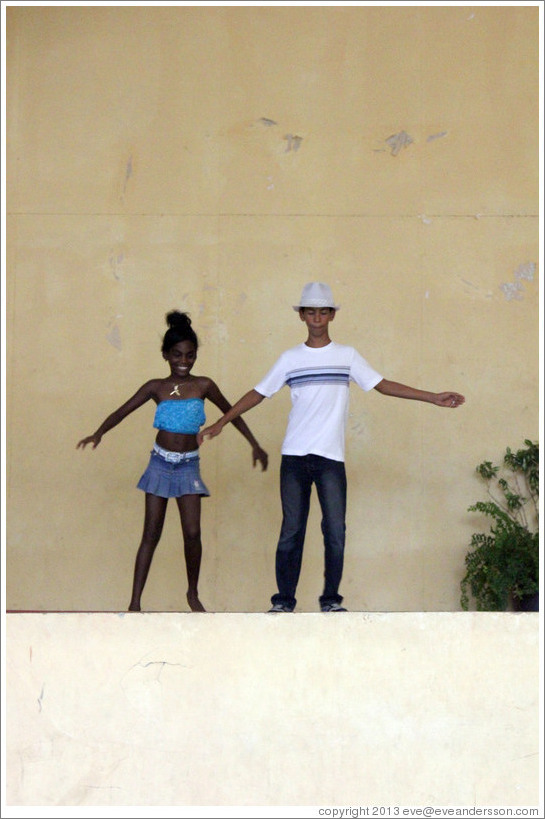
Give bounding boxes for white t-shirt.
[254,341,383,462]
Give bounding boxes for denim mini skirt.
[137,447,210,498]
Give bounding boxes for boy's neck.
[304,333,332,349]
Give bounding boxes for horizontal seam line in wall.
[6,212,539,218]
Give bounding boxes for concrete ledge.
[5,612,540,807]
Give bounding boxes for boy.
[198,282,465,612]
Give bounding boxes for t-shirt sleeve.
[350,349,383,391]
[254,353,288,398]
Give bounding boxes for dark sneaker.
[268,603,294,613]
[321,603,348,612]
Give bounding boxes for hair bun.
[166,310,191,329]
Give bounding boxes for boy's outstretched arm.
[374,379,465,408]
[198,389,265,444]
[203,383,268,470]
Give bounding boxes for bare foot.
[187,591,206,612]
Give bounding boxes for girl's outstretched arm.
[199,386,267,470]
[374,379,465,407]
[77,381,157,450]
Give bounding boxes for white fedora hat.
[292,282,340,311]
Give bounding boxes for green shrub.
[460,440,539,611]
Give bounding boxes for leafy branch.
[460,440,539,611]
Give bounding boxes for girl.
[77,310,268,612]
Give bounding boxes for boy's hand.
[434,392,465,408]
[197,422,223,445]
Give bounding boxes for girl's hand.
[252,446,268,472]
[77,434,102,450]
[434,392,465,408]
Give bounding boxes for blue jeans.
[271,454,347,611]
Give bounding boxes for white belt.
[153,443,199,463]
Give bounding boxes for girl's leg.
[175,494,206,612]
[129,493,168,611]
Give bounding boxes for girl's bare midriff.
[155,430,198,453]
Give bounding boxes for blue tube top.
[153,398,206,434]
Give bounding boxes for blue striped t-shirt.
[254,342,382,462]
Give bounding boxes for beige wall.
[6,5,539,612]
[5,612,540,807]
